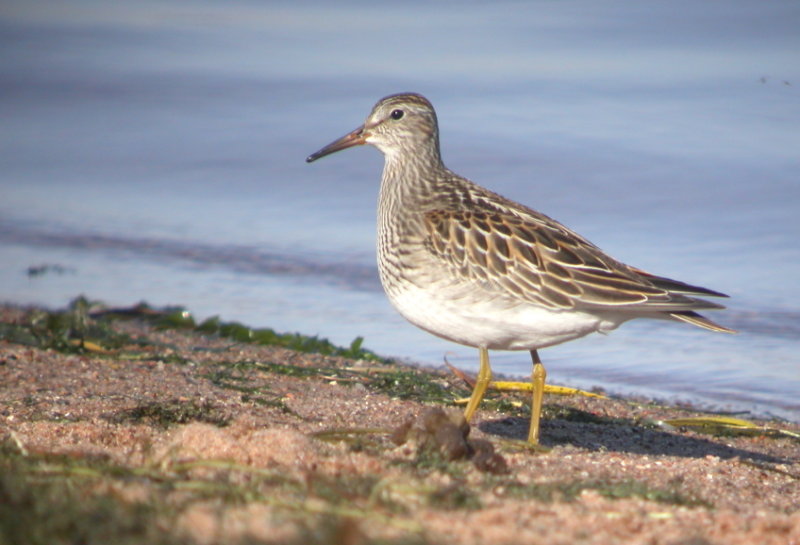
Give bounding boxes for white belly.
[386,283,627,351]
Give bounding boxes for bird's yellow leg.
[527,349,547,445]
[463,346,492,422]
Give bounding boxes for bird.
[306,92,734,445]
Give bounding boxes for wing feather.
[423,208,727,315]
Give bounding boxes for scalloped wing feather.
[423,208,727,317]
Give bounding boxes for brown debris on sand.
[391,407,509,474]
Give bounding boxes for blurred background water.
[1,1,798,420]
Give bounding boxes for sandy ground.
[0,303,798,545]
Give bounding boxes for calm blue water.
[2,1,799,420]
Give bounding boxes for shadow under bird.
[306,92,734,445]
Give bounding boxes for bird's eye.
[390,109,404,120]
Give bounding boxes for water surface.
[1,1,798,420]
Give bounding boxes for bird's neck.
[376,148,446,253]
[379,144,445,206]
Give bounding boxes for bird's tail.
[669,311,736,333]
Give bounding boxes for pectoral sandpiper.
[306,92,734,445]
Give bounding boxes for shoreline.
[1,301,798,544]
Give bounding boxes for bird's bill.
[306,125,366,163]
